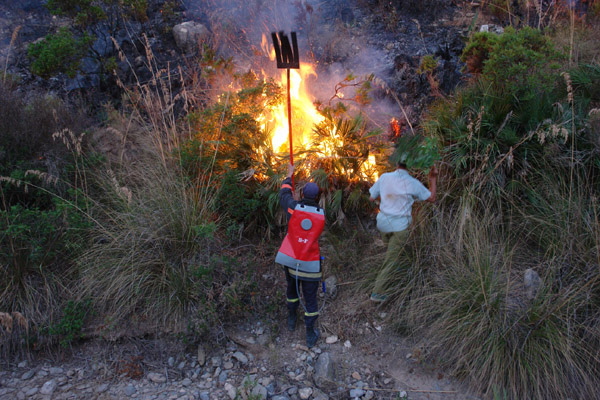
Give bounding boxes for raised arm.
[279,164,297,217]
[426,165,438,203]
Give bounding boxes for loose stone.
[232,351,248,364]
[125,384,137,396]
[148,372,167,384]
[251,384,268,399]
[197,346,206,366]
[40,380,57,395]
[224,382,236,399]
[325,335,338,344]
[299,387,313,399]
[21,370,35,380]
[95,383,109,393]
[349,388,365,398]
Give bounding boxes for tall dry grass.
[74,37,230,333]
[372,171,600,398]
[77,148,216,328]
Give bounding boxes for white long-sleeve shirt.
[369,169,431,233]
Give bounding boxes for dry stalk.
[25,170,59,187]
[0,312,13,333]
[2,25,21,83]
[0,176,28,193]
[11,312,28,331]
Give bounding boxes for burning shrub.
[182,68,390,231]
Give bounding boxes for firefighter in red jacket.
[276,164,323,348]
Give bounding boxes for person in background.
[368,161,438,301]
[275,164,324,348]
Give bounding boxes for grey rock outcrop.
[173,21,209,53]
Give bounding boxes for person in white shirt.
[368,161,438,301]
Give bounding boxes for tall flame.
[258,34,380,181]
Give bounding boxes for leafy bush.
[215,170,267,231]
[417,54,439,75]
[0,192,90,323]
[389,134,440,172]
[0,85,90,343]
[46,0,148,25]
[28,28,93,79]
[184,71,281,176]
[378,19,600,398]
[47,299,92,347]
[461,27,563,97]
[305,105,388,221]
[460,31,496,75]
[425,60,598,191]
[46,0,106,25]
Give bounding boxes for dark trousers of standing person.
[285,268,319,329]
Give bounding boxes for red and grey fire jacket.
[275,177,324,281]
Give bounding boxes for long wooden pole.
[287,67,294,191]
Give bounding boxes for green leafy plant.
[28,28,93,79]
[47,299,92,347]
[46,0,106,26]
[460,32,497,75]
[461,27,563,97]
[389,134,440,172]
[417,54,438,75]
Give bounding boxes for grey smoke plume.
[184,0,403,130]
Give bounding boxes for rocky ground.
[1,250,479,400]
[0,294,479,400]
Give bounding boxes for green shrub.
[461,27,563,97]
[417,54,439,75]
[389,134,440,172]
[47,299,92,347]
[0,197,90,341]
[121,0,148,21]
[424,60,598,191]
[28,28,93,79]
[461,31,497,75]
[216,170,267,228]
[46,0,106,24]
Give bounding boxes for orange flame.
[258,34,381,181]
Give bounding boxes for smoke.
[184,0,401,130]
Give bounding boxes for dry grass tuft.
[0,312,13,334]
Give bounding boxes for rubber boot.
[306,326,319,348]
[287,309,297,331]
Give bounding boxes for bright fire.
[258,34,380,181]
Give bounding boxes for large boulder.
[173,21,209,53]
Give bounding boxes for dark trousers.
[285,269,319,330]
